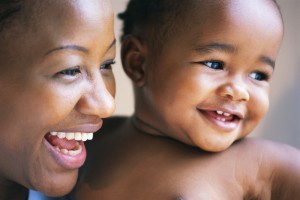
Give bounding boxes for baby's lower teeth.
[217,117,226,122]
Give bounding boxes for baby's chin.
[192,137,239,153]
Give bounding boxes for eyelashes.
[54,60,116,82]
[194,60,272,82]
[200,61,224,70]
[101,60,116,70]
[58,66,81,76]
[249,71,270,81]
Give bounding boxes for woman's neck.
[0,178,28,200]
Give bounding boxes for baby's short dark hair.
[118,0,187,53]
[118,0,281,53]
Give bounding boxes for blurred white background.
[111,0,300,148]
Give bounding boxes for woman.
[0,0,116,199]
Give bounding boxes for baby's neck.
[0,177,28,200]
[131,115,166,137]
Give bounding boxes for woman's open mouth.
[45,132,93,156]
[43,132,94,170]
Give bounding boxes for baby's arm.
[267,141,300,199]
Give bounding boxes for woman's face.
[0,0,115,196]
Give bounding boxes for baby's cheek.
[249,87,269,116]
[244,93,269,135]
[256,93,269,119]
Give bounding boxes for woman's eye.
[249,71,269,81]
[201,61,224,70]
[57,67,81,76]
[101,60,116,70]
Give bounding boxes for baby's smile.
[199,108,242,131]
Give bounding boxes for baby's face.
[141,0,283,151]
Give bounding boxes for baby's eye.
[201,61,224,70]
[57,66,81,76]
[100,60,115,70]
[249,71,269,81]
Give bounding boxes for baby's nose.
[217,80,250,102]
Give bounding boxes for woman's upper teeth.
[50,132,93,141]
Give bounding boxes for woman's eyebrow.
[106,38,116,52]
[44,39,116,56]
[45,45,89,56]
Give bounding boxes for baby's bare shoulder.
[233,137,300,160]
[233,138,300,199]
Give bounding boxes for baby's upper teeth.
[50,131,94,141]
[223,112,231,117]
[216,110,231,117]
[216,110,224,115]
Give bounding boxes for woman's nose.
[76,76,115,118]
[217,79,250,102]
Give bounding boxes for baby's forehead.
[165,0,282,37]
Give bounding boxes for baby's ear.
[121,35,146,87]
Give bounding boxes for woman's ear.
[121,35,146,87]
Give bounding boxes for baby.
[70,0,300,199]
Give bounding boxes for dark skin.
[71,117,300,200]
[0,0,115,198]
[70,0,300,199]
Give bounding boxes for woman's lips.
[43,122,102,169]
[44,136,87,170]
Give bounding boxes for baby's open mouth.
[44,132,93,156]
[198,109,242,131]
[212,110,240,122]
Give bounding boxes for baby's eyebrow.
[194,42,237,54]
[260,55,275,69]
[194,43,275,69]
